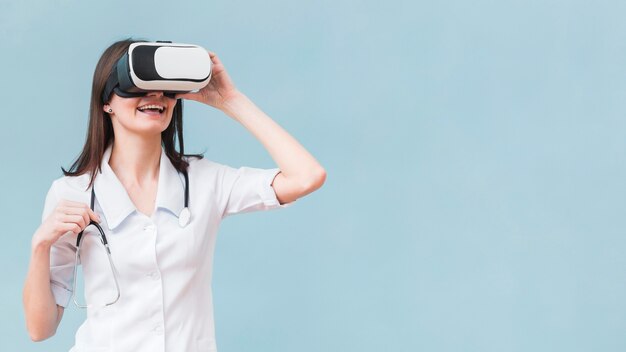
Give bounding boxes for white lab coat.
[43,145,292,352]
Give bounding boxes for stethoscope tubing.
[72,220,121,309]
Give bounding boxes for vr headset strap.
[116,54,135,95]
[102,66,119,104]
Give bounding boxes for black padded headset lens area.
[101,42,212,103]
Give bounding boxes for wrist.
[221,90,250,117]
[31,231,53,252]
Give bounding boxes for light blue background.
[1,0,625,351]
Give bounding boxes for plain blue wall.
[2,0,625,351]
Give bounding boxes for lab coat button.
[153,324,164,335]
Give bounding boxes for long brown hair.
[62,38,202,189]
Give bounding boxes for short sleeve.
[42,181,76,308]
[220,166,294,218]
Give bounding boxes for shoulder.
[47,173,92,203]
[185,156,234,178]
[184,156,259,194]
[185,156,279,181]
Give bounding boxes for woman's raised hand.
[176,52,241,111]
[32,200,100,249]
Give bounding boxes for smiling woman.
[22,38,326,351]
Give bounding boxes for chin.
[129,122,170,136]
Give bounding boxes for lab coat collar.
[155,148,186,219]
[94,144,185,230]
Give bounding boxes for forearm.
[222,92,326,186]
[23,240,62,341]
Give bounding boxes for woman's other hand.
[176,52,241,111]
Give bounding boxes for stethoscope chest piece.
[179,207,191,227]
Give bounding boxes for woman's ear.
[103,105,113,114]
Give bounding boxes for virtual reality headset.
[102,41,212,103]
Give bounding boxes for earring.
[108,108,113,113]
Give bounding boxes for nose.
[146,91,164,98]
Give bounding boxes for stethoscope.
[70,170,190,309]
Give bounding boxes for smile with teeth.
[137,104,165,113]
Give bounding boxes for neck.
[109,135,161,186]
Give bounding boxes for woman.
[22,39,326,351]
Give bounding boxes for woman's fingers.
[86,206,100,223]
[208,51,221,65]
[61,214,87,230]
[59,200,101,223]
[59,206,90,228]
[59,222,83,236]
[52,200,103,238]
